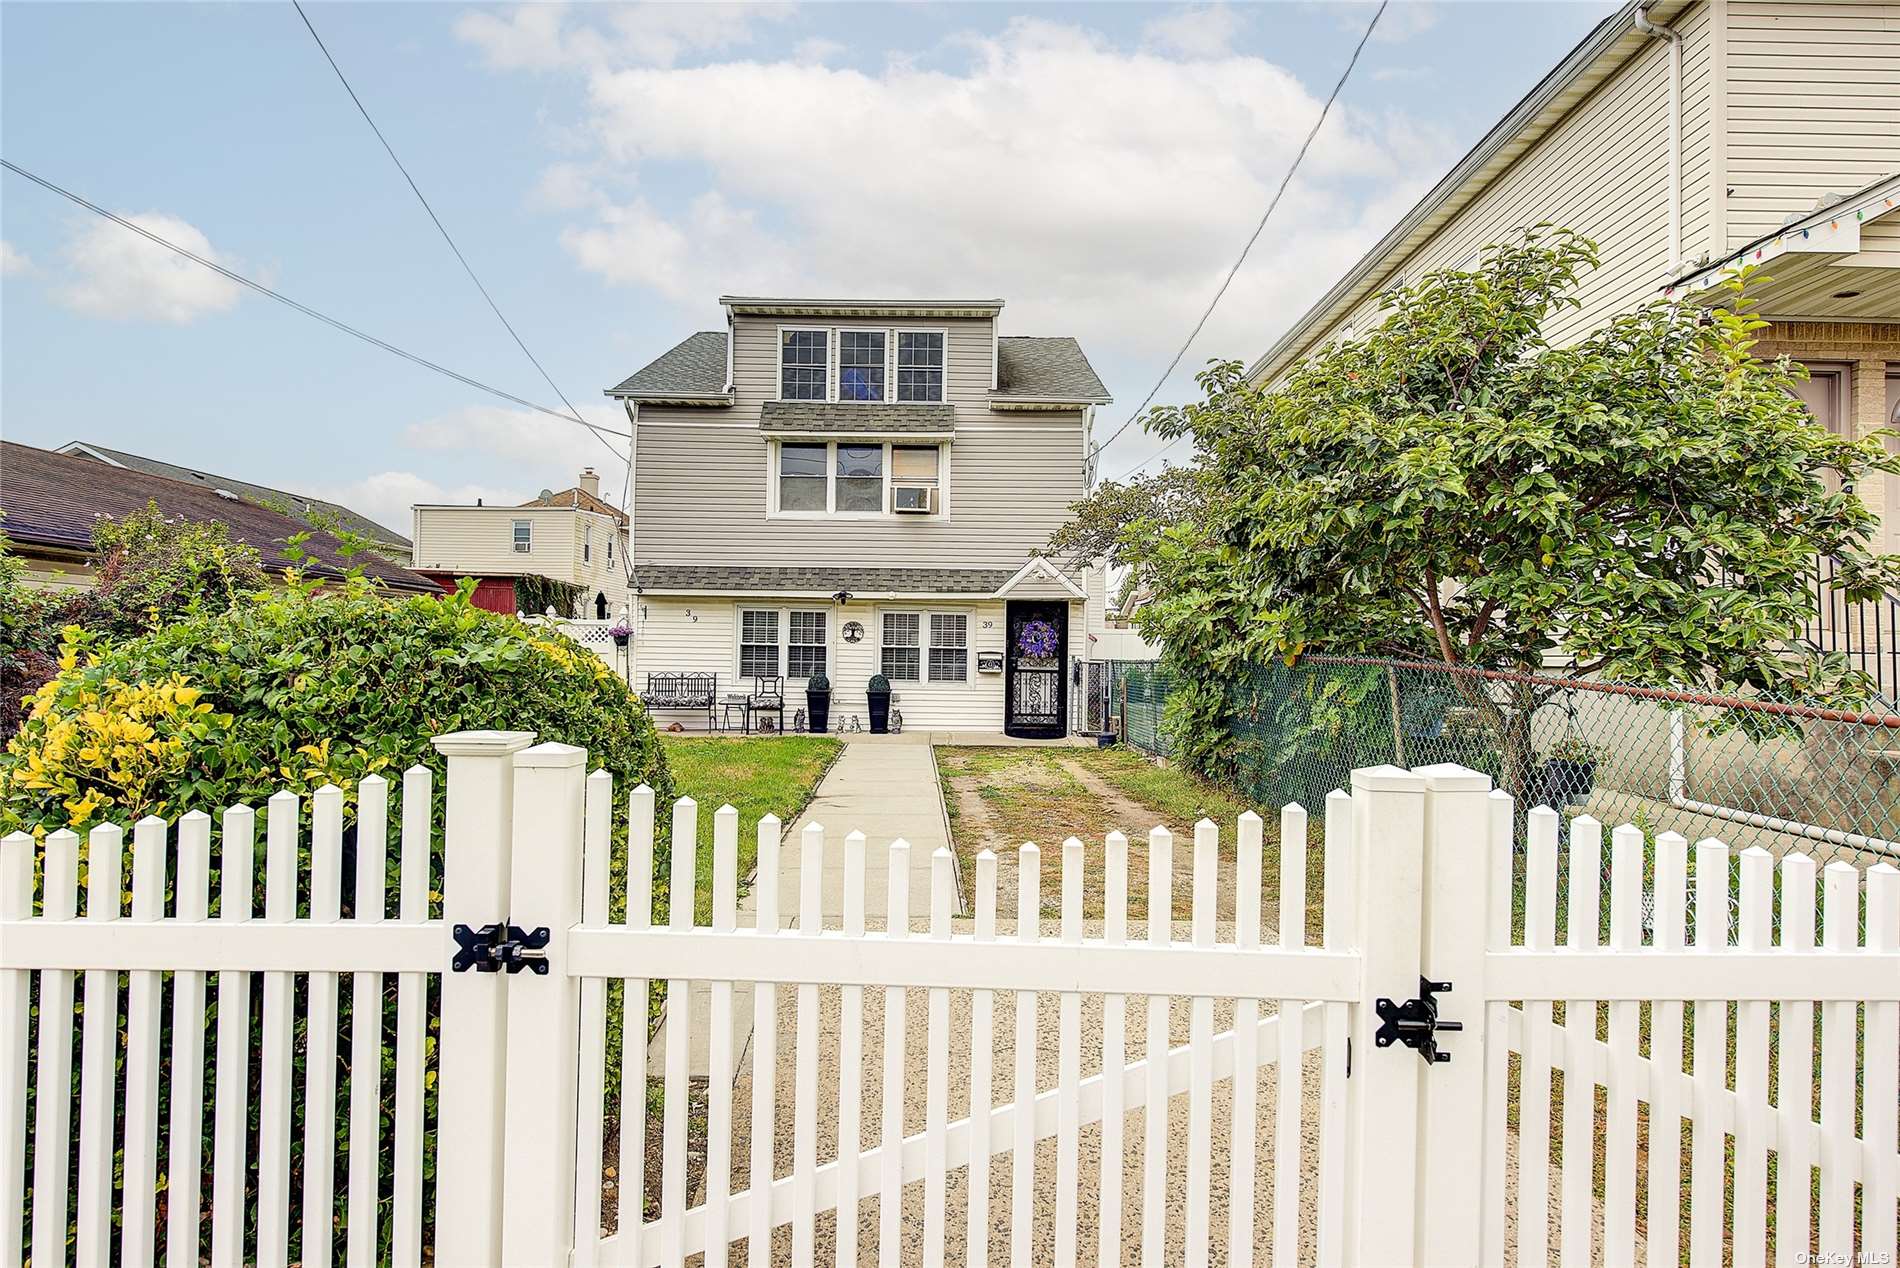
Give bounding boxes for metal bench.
[643,672,717,730]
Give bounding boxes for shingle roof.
[759,402,955,433]
[2,442,439,592]
[634,564,1017,595]
[518,486,630,526]
[59,442,411,548]
[607,331,731,399]
[994,337,1111,403]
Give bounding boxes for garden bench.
[643,671,717,729]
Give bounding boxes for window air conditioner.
[892,485,935,513]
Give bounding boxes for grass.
[658,733,842,922]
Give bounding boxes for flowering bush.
[1016,618,1059,660]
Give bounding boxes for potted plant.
[1539,735,1600,807]
[608,618,633,648]
[805,672,832,734]
[866,672,892,734]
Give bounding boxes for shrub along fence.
[1106,656,1900,876]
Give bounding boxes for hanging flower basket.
[1016,618,1059,661]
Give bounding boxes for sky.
[1,1,1617,537]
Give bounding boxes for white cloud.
[520,15,1444,371]
[401,403,630,495]
[456,2,791,71]
[54,212,243,324]
[314,471,530,539]
[0,241,31,276]
[1142,6,1244,58]
[1366,1,1439,43]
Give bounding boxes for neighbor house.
[1251,0,1900,690]
[1,441,438,595]
[57,440,414,566]
[409,467,632,618]
[606,296,1111,736]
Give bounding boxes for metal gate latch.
[1374,976,1462,1064]
[451,923,551,975]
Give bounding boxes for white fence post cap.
[1349,764,1426,793]
[431,730,537,757]
[1413,763,1493,792]
[515,741,587,768]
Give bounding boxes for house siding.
[1725,0,1900,248]
[410,506,631,613]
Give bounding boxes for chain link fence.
[1102,655,1900,878]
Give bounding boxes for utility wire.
[289,1,616,469]
[1,158,631,443]
[1093,0,1387,474]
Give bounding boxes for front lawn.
[658,734,842,920]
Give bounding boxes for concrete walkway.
[648,736,957,1076]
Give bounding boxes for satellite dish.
[538,488,554,500]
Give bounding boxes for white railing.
[2,750,1895,1266]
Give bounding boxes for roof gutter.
[1245,0,1665,385]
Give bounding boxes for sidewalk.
[647,736,956,1076]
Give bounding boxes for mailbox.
[976,651,1004,674]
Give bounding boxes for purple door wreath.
[1015,618,1059,662]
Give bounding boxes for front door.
[1004,600,1067,738]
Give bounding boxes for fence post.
[1341,764,1427,1267]
[1414,763,1493,1265]
[501,742,589,1267]
[432,729,536,1268]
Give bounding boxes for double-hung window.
[512,520,531,553]
[789,611,827,678]
[896,331,945,402]
[780,329,828,400]
[584,525,592,563]
[881,613,922,681]
[778,443,828,512]
[740,609,780,678]
[837,330,886,401]
[929,614,968,682]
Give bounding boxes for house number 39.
[981,620,996,629]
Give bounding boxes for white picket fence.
[1,741,1896,1267]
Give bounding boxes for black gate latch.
[1374,976,1462,1064]
[451,923,551,975]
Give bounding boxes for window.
[836,444,884,512]
[779,443,828,512]
[584,525,592,563]
[780,329,828,400]
[512,520,531,553]
[881,612,921,681]
[837,330,886,401]
[929,613,968,682]
[740,609,780,677]
[897,331,945,402]
[607,535,613,563]
[892,444,940,487]
[789,611,827,678]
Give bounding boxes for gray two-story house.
[605,296,1111,737]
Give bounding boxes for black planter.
[806,689,831,733]
[612,633,630,647]
[867,688,891,734]
[1540,757,1597,807]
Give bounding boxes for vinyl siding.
[411,506,631,611]
[1321,14,1692,348]
[1725,1,1900,247]
[631,597,1026,731]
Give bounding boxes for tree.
[1068,227,1900,800]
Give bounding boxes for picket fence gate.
[2,733,1897,1267]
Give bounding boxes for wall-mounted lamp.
[832,589,853,605]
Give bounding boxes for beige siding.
[1679,2,1721,263]
[634,419,1084,570]
[411,506,632,612]
[1726,1,1900,247]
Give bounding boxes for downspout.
[620,399,640,657]
[1667,713,1900,858]
[1635,7,1683,272]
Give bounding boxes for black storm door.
[1004,600,1068,739]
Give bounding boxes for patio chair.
[748,675,786,734]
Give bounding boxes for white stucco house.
[605,296,1118,737]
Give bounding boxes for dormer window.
[780,329,828,400]
[838,331,886,401]
[897,331,945,402]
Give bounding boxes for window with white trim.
[789,611,827,678]
[835,444,884,512]
[773,440,945,517]
[778,443,828,512]
[897,331,945,402]
[881,612,921,681]
[740,609,780,677]
[837,330,886,401]
[583,524,592,563]
[512,520,531,553]
[928,613,968,682]
[780,329,828,400]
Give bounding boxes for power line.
[1093,0,1387,474]
[289,1,615,469]
[1,158,631,444]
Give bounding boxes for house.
[409,467,632,618]
[606,296,1111,737]
[56,440,414,565]
[0,440,439,594]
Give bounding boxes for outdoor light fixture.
[833,589,852,605]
